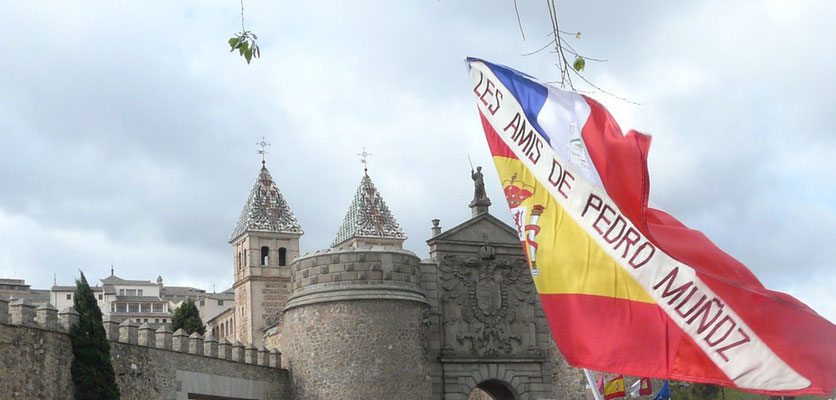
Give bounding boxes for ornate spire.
[331,173,406,248]
[230,164,302,241]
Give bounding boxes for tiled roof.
[332,173,406,247]
[230,164,302,241]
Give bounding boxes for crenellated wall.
[0,298,289,400]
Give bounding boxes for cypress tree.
[170,299,206,335]
[69,271,120,399]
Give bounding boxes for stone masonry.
[0,299,288,400]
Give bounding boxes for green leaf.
[253,45,260,59]
[245,48,253,64]
[228,37,239,50]
[239,42,249,56]
[575,31,582,39]
[573,56,585,72]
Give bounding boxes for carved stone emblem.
[439,254,535,356]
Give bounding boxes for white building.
[50,271,205,327]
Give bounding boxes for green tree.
[69,271,120,400]
[169,299,206,335]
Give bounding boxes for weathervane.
[358,147,372,173]
[257,136,271,165]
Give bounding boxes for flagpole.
[583,369,604,400]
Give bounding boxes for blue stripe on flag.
[468,57,551,144]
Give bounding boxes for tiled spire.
[230,164,302,241]
[332,173,406,248]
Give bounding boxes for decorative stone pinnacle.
[331,173,406,247]
[230,163,303,240]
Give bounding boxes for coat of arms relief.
[439,251,538,357]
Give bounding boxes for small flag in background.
[604,375,626,400]
[628,378,653,398]
[627,380,641,398]
[653,380,670,400]
[639,378,652,396]
[597,374,605,394]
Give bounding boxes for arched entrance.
[467,379,517,400]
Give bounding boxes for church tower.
[229,159,302,346]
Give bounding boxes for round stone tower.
[269,172,432,399]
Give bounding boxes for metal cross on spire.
[358,147,372,174]
[256,136,271,165]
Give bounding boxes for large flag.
[466,57,836,396]
[604,375,626,400]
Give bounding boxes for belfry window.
[279,247,287,266]
[237,252,242,270]
[261,246,269,265]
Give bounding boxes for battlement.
[0,297,288,399]
[284,246,427,311]
[0,297,281,368]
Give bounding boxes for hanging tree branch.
[515,0,640,105]
[228,0,261,64]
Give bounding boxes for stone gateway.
[0,161,592,400]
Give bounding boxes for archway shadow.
[467,379,518,400]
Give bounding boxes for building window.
[279,247,287,266]
[116,303,127,313]
[136,318,140,323]
[98,294,103,300]
[141,303,150,313]
[125,289,137,296]
[162,319,167,323]
[155,318,159,323]
[261,246,269,265]
[129,303,139,313]
[238,251,242,270]
[137,289,143,296]
[217,300,224,306]
[66,294,71,300]
[144,318,148,322]
[200,300,205,306]
[153,304,163,313]
[119,289,125,296]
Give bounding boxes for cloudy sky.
[1,1,834,322]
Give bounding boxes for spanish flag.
[466,57,836,396]
[604,375,626,400]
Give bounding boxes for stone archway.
[467,379,518,400]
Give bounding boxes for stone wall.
[0,298,288,400]
[235,283,251,343]
[278,300,431,400]
[269,246,432,399]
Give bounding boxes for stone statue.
[471,166,487,201]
